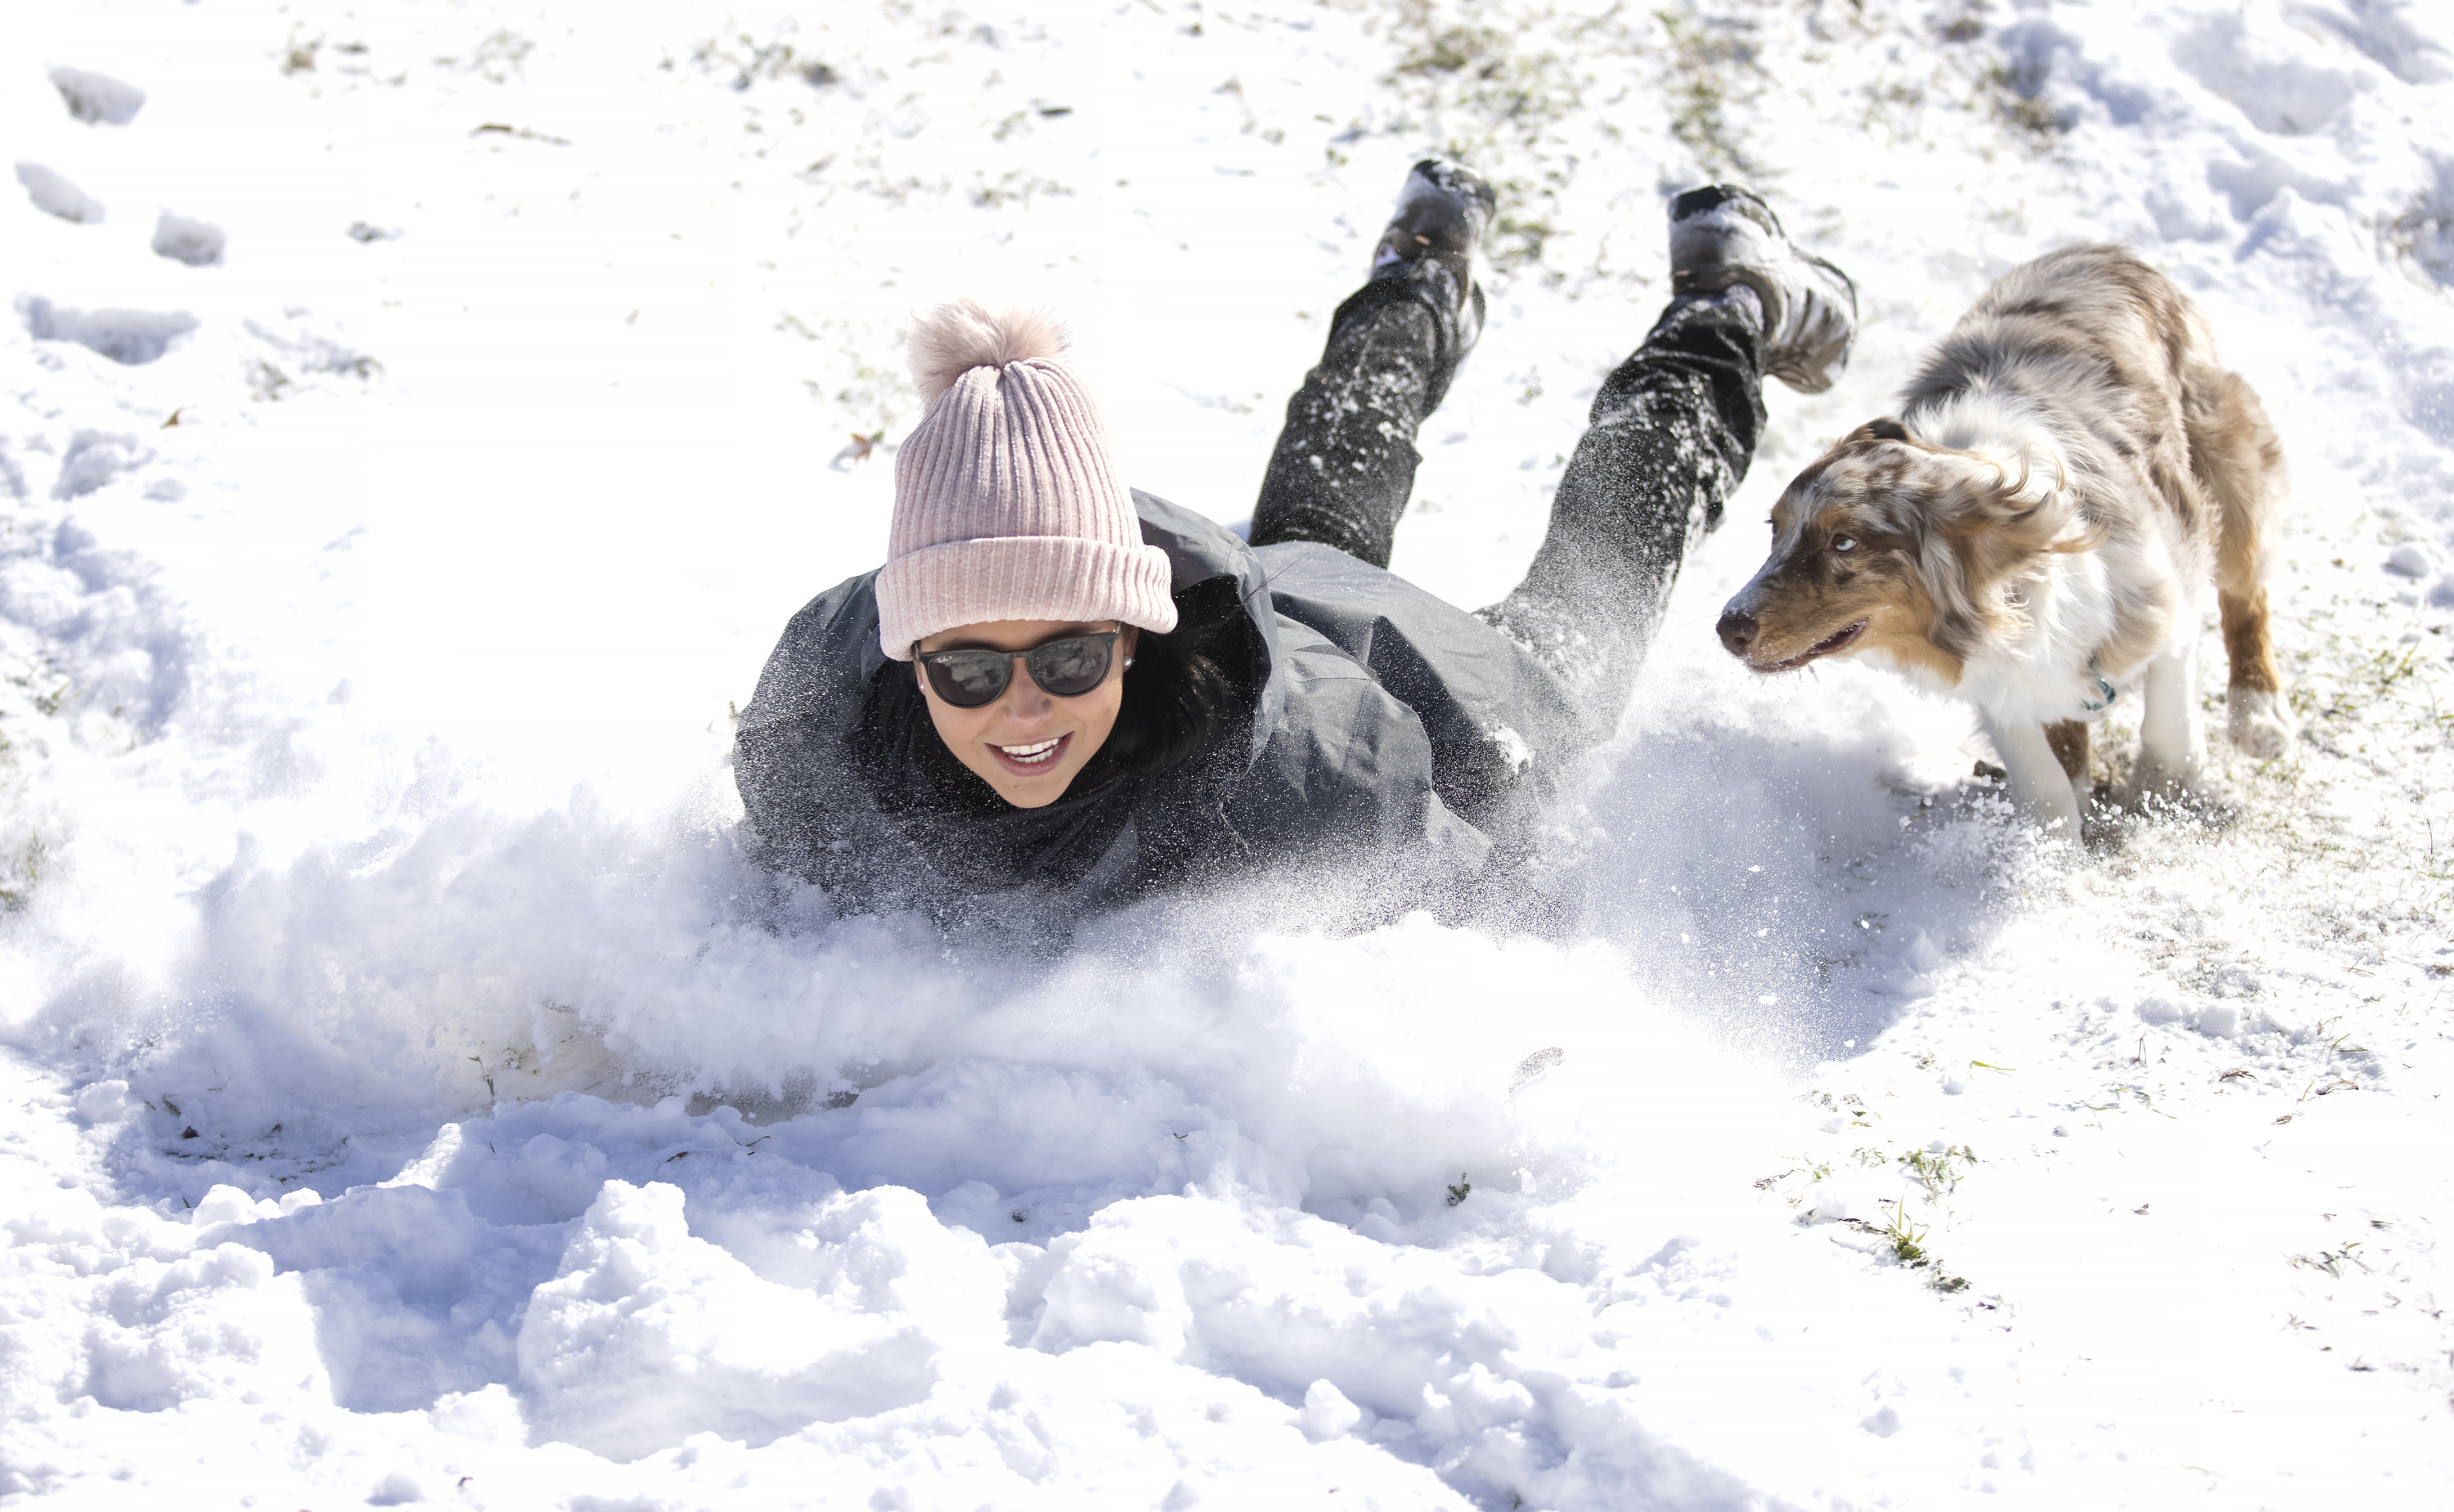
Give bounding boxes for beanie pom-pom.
[908,298,1067,403]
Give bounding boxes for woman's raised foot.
[1667,184,1858,393]
[1369,158,1496,352]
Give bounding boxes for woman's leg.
[1252,175,1854,738]
[1476,290,1765,728]
[1246,272,1467,568]
[1249,161,1490,568]
[1482,186,1855,734]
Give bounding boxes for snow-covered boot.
[1667,184,1858,393]
[1370,158,1497,352]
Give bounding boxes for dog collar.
[2079,657,2119,714]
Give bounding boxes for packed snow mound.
[22,297,197,365]
[2,0,2452,1508]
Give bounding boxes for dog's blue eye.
[1832,536,1858,553]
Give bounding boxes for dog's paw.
[2227,689,2294,760]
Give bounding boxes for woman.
[734,162,1855,921]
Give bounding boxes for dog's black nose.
[1716,609,1760,657]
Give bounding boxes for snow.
[146,212,225,269]
[2,0,2452,1507]
[13,165,107,227]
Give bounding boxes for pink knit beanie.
[877,300,1179,660]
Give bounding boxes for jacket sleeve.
[731,574,903,897]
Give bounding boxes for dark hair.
[1103,578,1252,776]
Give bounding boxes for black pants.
[1250,264,1767,728]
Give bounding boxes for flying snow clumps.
[49,65,146,125]
[15,163,104,223]
[151,213,225,267]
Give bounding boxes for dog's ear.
[1851,417,1914,445]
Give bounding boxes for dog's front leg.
[1981,713,2084,835]
[2136,645,2204,794]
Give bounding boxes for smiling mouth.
[989,734,1069,774]
[1756,619,1868,672]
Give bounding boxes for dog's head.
[1715,417,2087,684]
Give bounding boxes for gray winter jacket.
[733,492,1580,916]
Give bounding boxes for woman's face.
[914,618,1139,808]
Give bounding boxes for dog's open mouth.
[1757,619,1868,672]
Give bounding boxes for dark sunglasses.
[914,630,1122,709]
